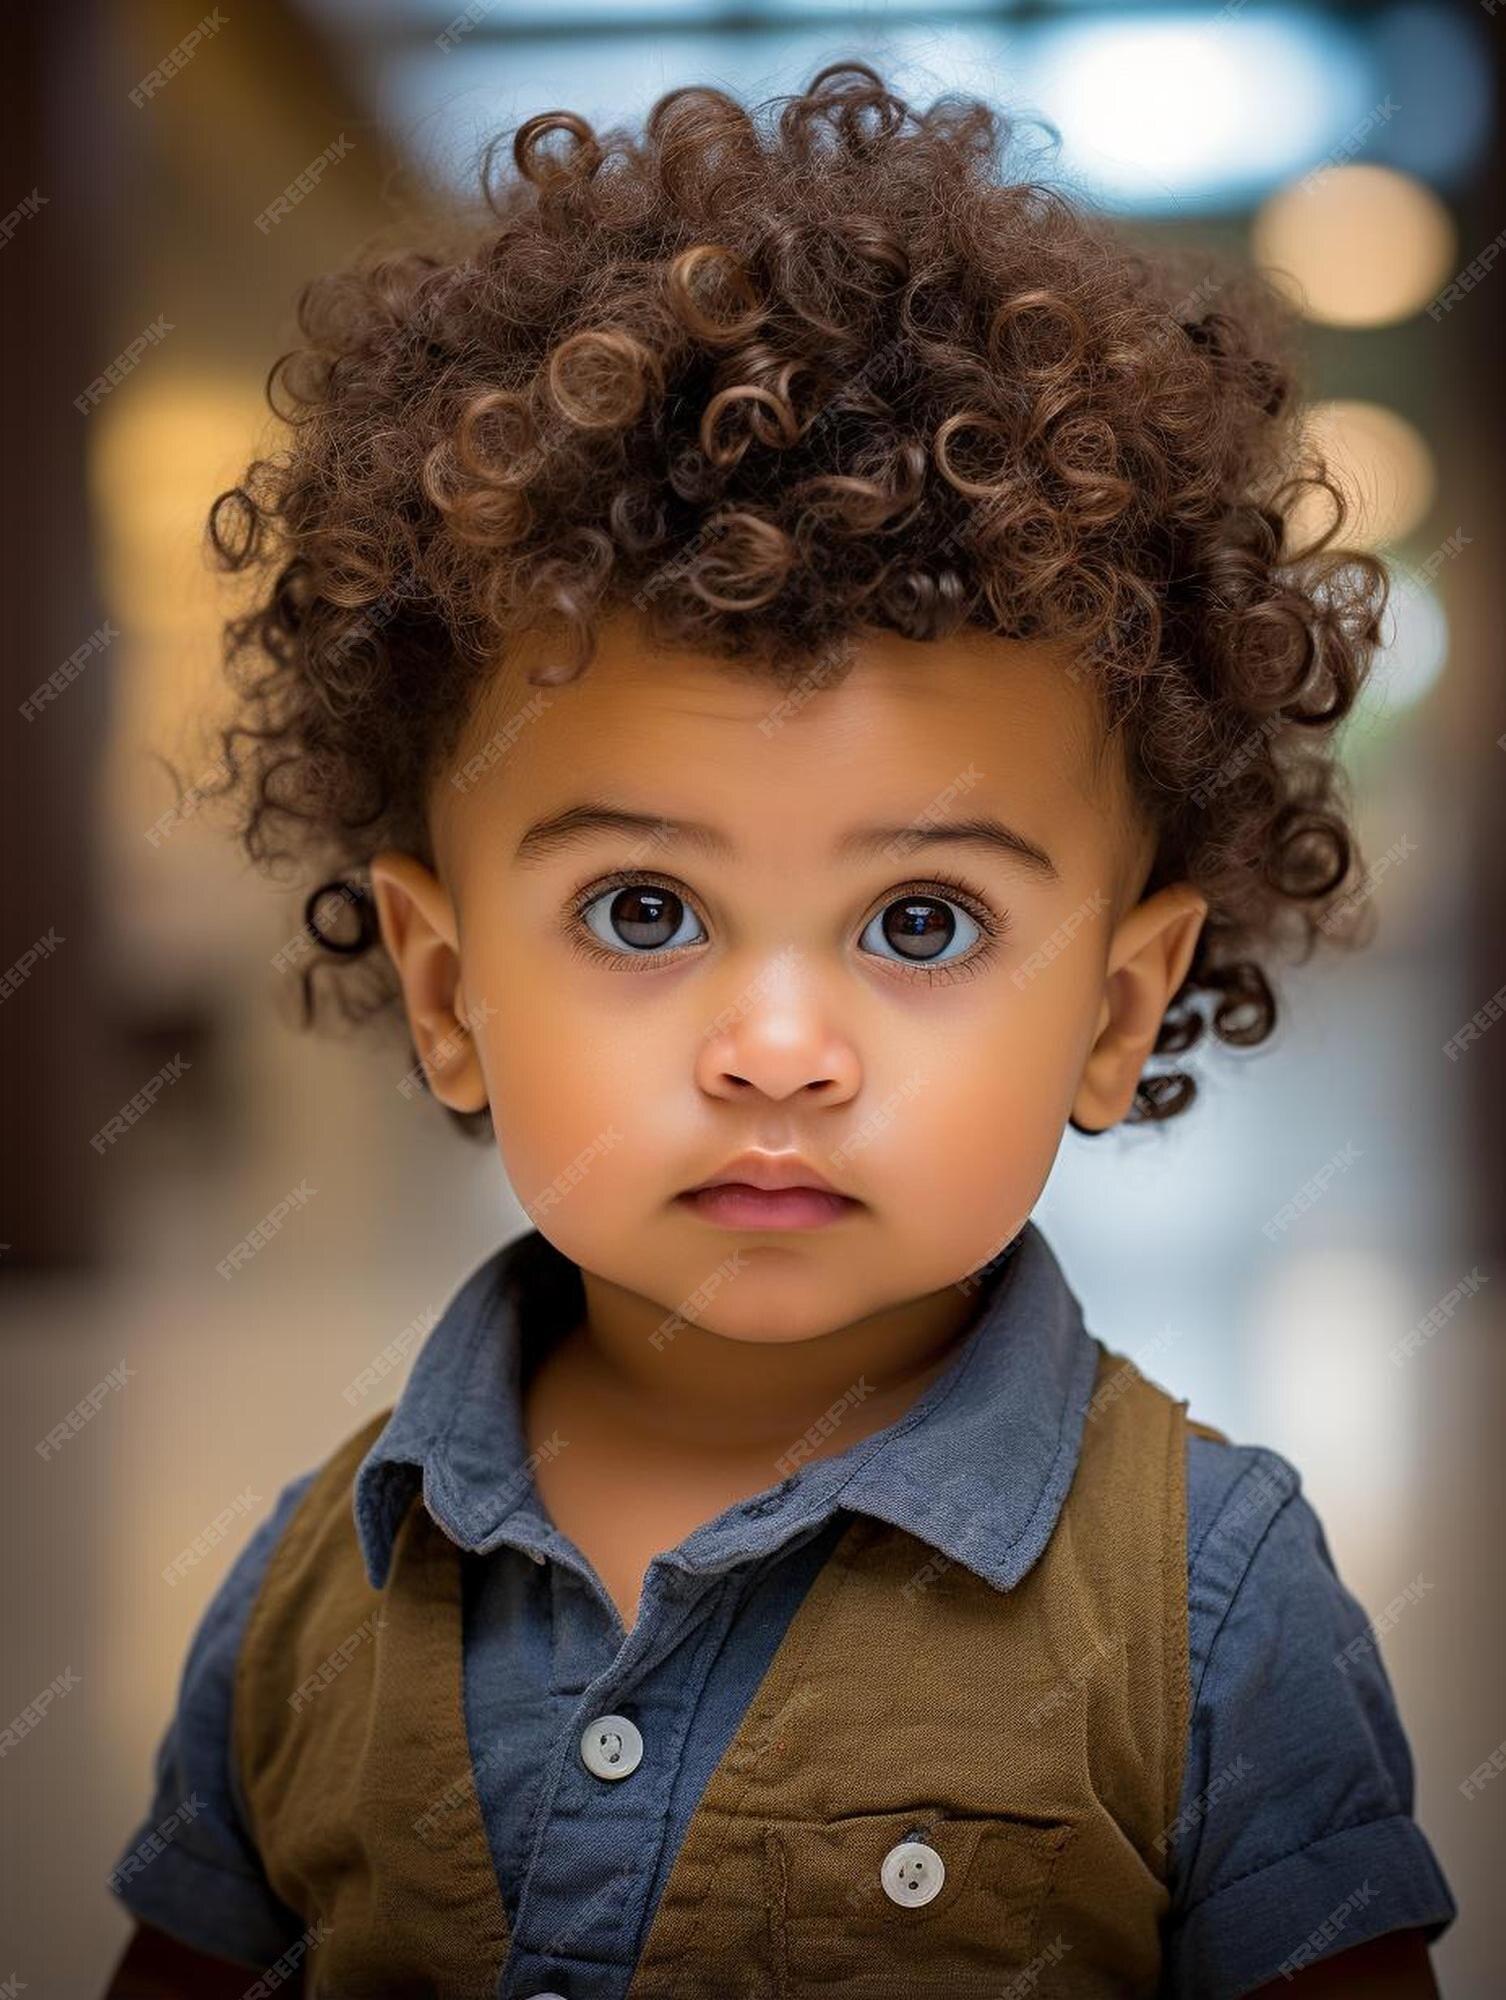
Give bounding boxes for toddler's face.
[372,612,1205,1343]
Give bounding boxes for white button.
[579,1712,643,1780]
[880,1838,945,1907]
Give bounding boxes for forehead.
[437,614,1135,874]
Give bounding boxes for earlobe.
[367,849,490,1115]
[1070,884,1208,1136]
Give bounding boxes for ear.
[1071,882,1209,1134]
[367,849,489,1115]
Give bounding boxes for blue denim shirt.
[107,1220,1457,1997]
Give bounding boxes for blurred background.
[2,0,1502,1990]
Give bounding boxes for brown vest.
[233,1346,1225,1998]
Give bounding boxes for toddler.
[104,60,1457,2000]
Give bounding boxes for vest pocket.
[764,1807,1076,1996]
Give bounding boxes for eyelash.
[559,866,1009,986]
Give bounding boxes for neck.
[549,1263,989,1468]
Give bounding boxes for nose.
[694,965,861,1106]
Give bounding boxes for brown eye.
[860,894,981,967]
[581,882,706,954]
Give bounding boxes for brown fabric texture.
[233,1409,511,1998]
[235,1347,1209,1997]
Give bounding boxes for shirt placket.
[497,1546,744,2000]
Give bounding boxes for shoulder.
[1163,1427,1457,1999]
[105,1417,391,1963]
[233,1409,398,1724]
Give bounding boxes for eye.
[859,889,983,967]
[578,880,708,955]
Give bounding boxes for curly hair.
[198,59,1387,1139]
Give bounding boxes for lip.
[681,1153,849,1197]
[675,1153,861,1232]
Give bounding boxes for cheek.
[884,982,1089,1240]
[471,963,688,1223]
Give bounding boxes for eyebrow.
[513,802,1059,881]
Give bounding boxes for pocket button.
[879,1837,946,1908]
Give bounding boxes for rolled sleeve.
[1163,1438,1458,1998]
[106,1468,318,1966]
[1170,1812,1456,1994]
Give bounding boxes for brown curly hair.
[199,59,1387,1139]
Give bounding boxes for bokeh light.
[1288,399,1436,551]
[1253,163,1456,326]
[1366,571,1451,714]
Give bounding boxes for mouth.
[675,1155,862,1232]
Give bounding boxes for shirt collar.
[353,1219,1101,1596]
